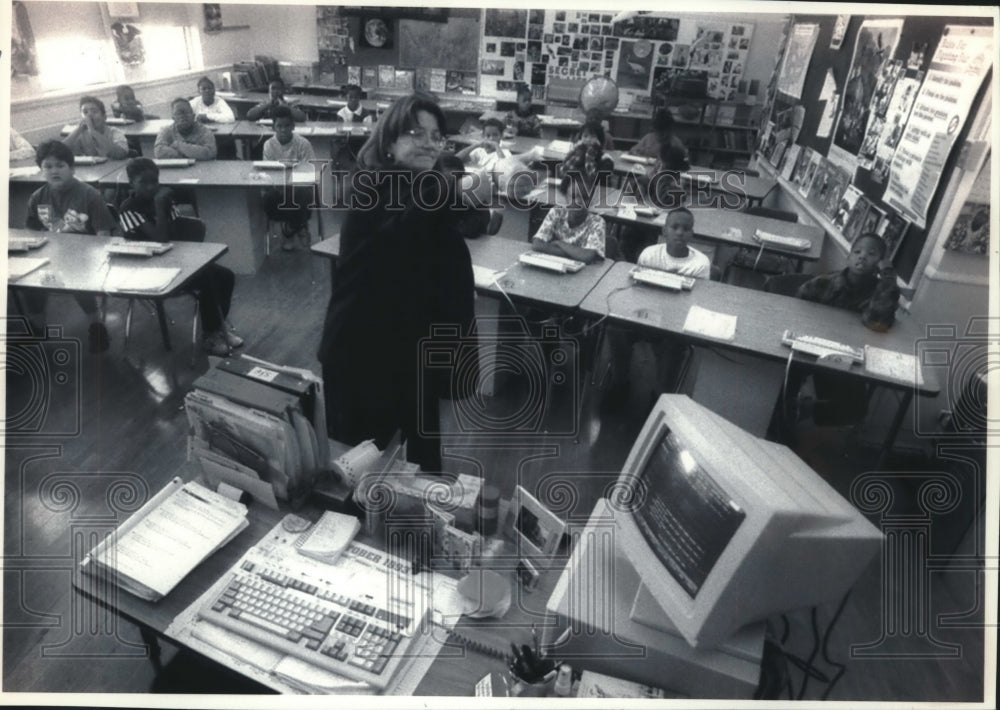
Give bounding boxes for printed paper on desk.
[864,346,925,386]
[105,266,181,293]
[178,178,201,184]
[9,166,40,178]
[472,264,504,289]
[683,305,737,341]
[195,445,280,510]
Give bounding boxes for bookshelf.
[660,97,761,169]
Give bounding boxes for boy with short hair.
[24,140,115,352]
[336,84,374,124]
[112,85,147,122]
[189,76,235,124]
[455,117,540,175]
[506,84,542,138]
[637,207,711,279]
[247,79,307,123]
[532,148,606,264]
[154,98,218,161]
[118,157,244,356]
[261,105,316,250]
[62,95,129,159]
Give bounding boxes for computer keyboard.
[73,156,109,165]
[620,154,655,165]
[519,251,586,273]
[782,330,864,363]
[196,542,431,690]
[7,235,49,252]
[253,160,292,170]
[153,158,195,168]
[630,266,695,291]
[107,238,173,256]
[754,229,812,252]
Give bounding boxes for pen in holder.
[507,626,557,697]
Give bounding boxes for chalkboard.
[398,17,480,72]
[775,14,992,282]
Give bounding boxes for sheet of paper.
[9,166,41,178]
[819,69,838,101]
[816,94,839,139]
[683,305,737,341]
[177,178,201,184]
[472,264,504,288]
[105,266,181,293]
[7,257,50,280]
[865,345,925,386]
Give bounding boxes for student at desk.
[455,118,540,174]
[62,96,129,160]
[247,79,307,123]
[531,144,606,264]
[112,85,154,122]
[506,84,542,138]
[336,84,374,124]
[154,98,218,161]
[23,140,115,352]
[629,107,689,165]
[189,76,236,124]
[261,105,316,250]
[118,157,244,356]
[777,233,900,437]
[318,91,487,473]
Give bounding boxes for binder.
[80,477,248,601]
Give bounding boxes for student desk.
[7,158,130,228]
[70,467,565,696]
[217,92,378,121]
[6,229,228,352]
[228,120,372,161]
[478,110,582,139]
[57,119,235,158]
[578,261,938,462]
[100,161,321,275]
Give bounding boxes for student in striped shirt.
[118,157,243,356]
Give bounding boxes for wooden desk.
[6,229,228,351]
[579,261,938,460]
[8,159,130,228]
[100,161,321,274]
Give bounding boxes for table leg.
[154,301,173,351]
[876,389,913,469]
[139,625,164,673]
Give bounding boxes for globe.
[579,77,619,116]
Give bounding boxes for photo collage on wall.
[316,7,351,73]
[480,10,753,104]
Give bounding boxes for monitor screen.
[632,427,746,598]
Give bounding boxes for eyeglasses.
[403,128,445,145]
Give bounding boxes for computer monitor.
[611,394,883,649]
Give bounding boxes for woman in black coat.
[318,92,484,473]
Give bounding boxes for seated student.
[569,118,616,183]
[112,85,150,122]
[154,98,217,160]
[261,105,316,250]
[775,233,901,438]
[532,144,606,264]
[10,127,35,161]
[247,79,307,123]
[455,117,540,174]
[506,84,543,138]
[438,151,503,239]
[604,208,712,407]
[575,111,616,152]
[189,76,235,124]
[629,107,690,165]
[637,207,711,278]
[336,84,374,124]
[24,140,115,352]
[118,157,244,356]
[621,139,692,262]
[62,95,129,160]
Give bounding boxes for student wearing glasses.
[317,91,490,474]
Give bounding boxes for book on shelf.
[80,477,249,602]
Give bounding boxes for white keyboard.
[253,160,291,170]
[630,267,695,291]
[754,230,812,251]
[620,154,655,165]
[107,238,173,257]
[7,235,49,252]
[153,159,195,168]
[73,156,109,166]
[519,251,586,273]
[782,330,864,363]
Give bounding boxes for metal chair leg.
[124,299,135,352]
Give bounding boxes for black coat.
[317,167,476,471]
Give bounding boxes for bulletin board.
[765,14,993,282]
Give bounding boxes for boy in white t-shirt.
[637,207,711,279]
[455,118,540,175]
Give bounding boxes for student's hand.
[877,258,894,274]
[154,187,174,206]
[481,139,498,154]
[196,113,209,123]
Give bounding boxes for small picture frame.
[511,485,566,561]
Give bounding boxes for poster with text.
[828,19,902,172]
[885,25,993,228]
[776,23,818,99]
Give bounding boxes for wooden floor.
[3,207,989,702]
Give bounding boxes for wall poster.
[885,25,993,228]
[775,23,818,99]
